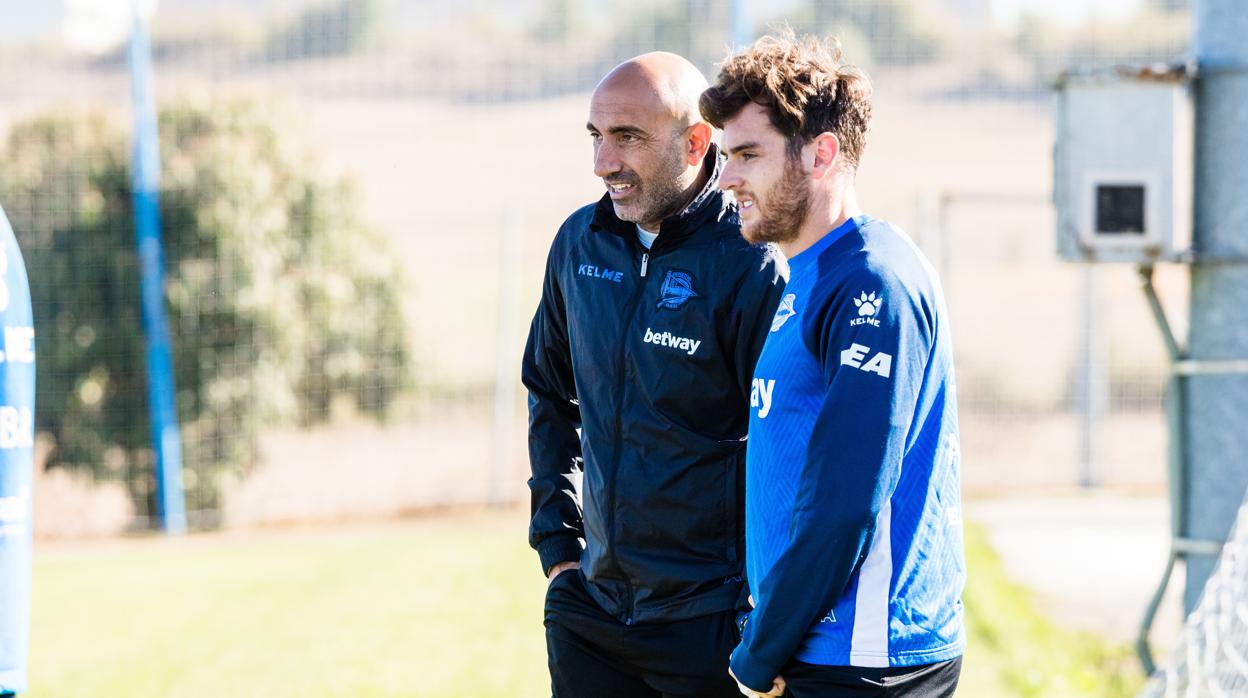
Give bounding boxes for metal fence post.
[129,9,185,534]
[490,207,523,507]
[1184,0,1248,611]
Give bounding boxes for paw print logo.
[852,291,881,317]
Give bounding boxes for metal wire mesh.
[0,0,1193,532]
[1143,491,1248,697]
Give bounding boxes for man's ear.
[686,122,713,165]
[809,132,840,179]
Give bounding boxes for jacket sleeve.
[728,245,786,613]
[729,267,933,691]
[731,246,787,410]
[522,233,585,576]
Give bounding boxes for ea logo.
[840,343,893,378]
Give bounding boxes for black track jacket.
[523,149,785,624]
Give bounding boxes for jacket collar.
[590,144,730,249]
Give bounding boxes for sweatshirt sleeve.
[730,265,934,691]
[521,231,585,575]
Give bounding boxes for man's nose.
[593,142,619,179]
[719,159,742,191]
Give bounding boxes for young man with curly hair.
[700,33,965,698]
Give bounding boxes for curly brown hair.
[699,32,872,170]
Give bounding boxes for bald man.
[522,53,785,697]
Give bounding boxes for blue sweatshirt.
[732,216,965,691]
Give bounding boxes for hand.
[547,561,580,585]
[729,667,786,697]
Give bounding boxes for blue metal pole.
[731,0,752,49]
[0,205,35,694]
[128,10,185,535]
[1184,0,1248,612]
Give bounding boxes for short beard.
[612,134,692,228]
[744,153,809,246]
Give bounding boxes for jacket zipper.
[607,244,651,625]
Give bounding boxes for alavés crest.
[657,270,698,310]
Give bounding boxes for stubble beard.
[743,154,810,247]
[611,141,691,229]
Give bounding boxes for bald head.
[587,52,715,231]
[593,52,710,130]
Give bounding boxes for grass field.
[25,509,1141,697]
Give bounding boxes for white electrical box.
[1054,66,1193,263]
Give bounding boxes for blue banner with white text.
[0,204,34,694]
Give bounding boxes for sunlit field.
[22,508,1141,697]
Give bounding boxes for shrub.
[0,99,412,517]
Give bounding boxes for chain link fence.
[1143,489,1248,697]
[0,0,1192,534]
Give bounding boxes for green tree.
[530,0,589,44]
[0,100,412,517]
[807,0,945,65]
[266,0,388,61]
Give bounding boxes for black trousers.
[544,569,742,698]
[780,657,961,698]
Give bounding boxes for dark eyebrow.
[606,125,647,136]
[726,142,761,155]
[586,122,649,137]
